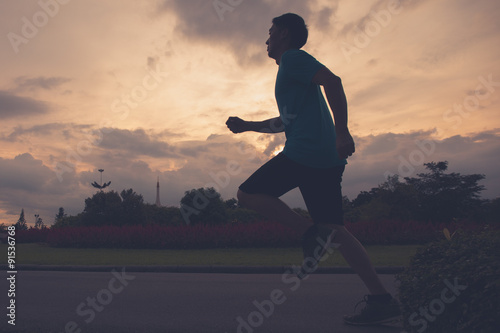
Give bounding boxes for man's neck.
[275,47,296,65]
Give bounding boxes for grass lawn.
[0,243,422,266]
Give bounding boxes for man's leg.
[301,163,401,324]
[239,188,389,296]
[328,225,388,295]
[237,189,311,235]
[299,164,389,295]
[237,153,312,235]
[337,227,401,326]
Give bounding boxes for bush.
[180,187,227,225]
[226,208,263,223]
[396,230,500,332]
[16,227,51,243]
[46,221,301,249]
[344,219,490,245]
[18,219,497,247]
[143,205,184,226]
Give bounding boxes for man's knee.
[237,189,250,207]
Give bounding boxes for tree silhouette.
[180,187,227,225]
[15,209,28,231]
[120,189,146,225]
[34,214,45,229]
[82,190,122,226]
[54,207,66,224]
[346,161,486,223]
[405,161,485,222]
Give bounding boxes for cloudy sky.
[1,0,499,226]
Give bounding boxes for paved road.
[1,270,405,333]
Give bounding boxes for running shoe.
[343,295,402,325]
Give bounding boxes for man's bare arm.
[226,116,284,134]
[312,66,355,159]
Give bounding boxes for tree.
[79,188,150,226]
[180,187,227,225]
[482,197,500,223]
[224,198,238,210]
[144,204,183,226]
[347,175,418,222]
[120,189,146,225]
[15,209,28,231]
[81,190,123,226]
[34,214,45,229]
[54,207,67,224]
[404,161,485,223]
[346,162,485,223]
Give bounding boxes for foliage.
[405,161,485,222]
[224,198,238,210]
[34,214,45,229]
[54,207,67,225]
[52,188,258,227]
[77,189,146,226]
[345,161,487,223]
[180,187,227,225]
[344,219,491,245]
[52,214,82,228]
[16,227,51,243]
[143,204,184,226]
[480,197,500,223]
[15,209,28,231]
[46,221,301,249]
[119,189,146,225]
[397,230,500,332]
[226,207,263,223]
[46,161,497,229]
[81,190,122,226]
[18,218,497,247]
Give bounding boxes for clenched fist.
[226,117,248,134]
[336,129,355,159]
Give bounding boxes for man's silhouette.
[226,13,401,325]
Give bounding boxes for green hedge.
[396,229,500,332]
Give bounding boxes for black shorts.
[239,153,345,225]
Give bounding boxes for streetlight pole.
[98,169,104,187]
[92,169,111,190]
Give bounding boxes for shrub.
[226,208,263,223]
[396,230,500,332]
[46,222,301,249]
[16,227,51,243]
[18,219,498,247]
[345,219,491,245]
[180,187,227,225]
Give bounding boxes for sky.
[1,0,499,226]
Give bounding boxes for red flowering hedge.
[44,222,301,249]
[14,220,495,248]
[15,227,51,243]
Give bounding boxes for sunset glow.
[1,0,499,225]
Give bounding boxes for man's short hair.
[272,13,308,49]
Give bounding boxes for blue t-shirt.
[275,49,346,168]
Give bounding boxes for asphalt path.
[1,270,405,333]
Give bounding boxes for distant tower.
[155,176,161,207]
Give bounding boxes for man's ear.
[279,27,290,41]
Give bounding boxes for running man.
[226,13,401,325]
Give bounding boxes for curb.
[1,264,405,274]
